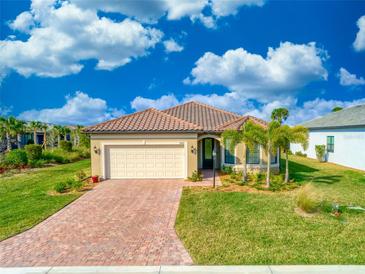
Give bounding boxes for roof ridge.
[150,107,203,129]
[84,108,154,130]
[162,100,241,118]
[216,116,248,130]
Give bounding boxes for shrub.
[295,151,307,157]
[29,159,46,168]
[54,181,69,193]
[25,144,43,161]
[59,140,72,152]
[188,170,203,182]
[296,184,323,213]
[42,150,68,164]
[65,178,83,191]
[75,170,87,181]
[74,147,90,158]
[221,165,233,174]
[4,149,28,168]
[250,171,265,183]
[315,145,326,162]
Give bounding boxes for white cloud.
[163,39,184,53]
[185,42,328,102]
[211,0,265,17]
[0,1,163,82]
[287,97,365,125]
[18,91,124,125]
[338,67,365,86]
[353,15,365,51]
[130,91,365,126]
[9,11,35,33]
[131,94,179,111]
[71,0,264,28]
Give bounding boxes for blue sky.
[1,0,365,125]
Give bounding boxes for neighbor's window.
[327,136,334,152]
[224,139,235,164]
[246,144,260,164]
[271,152,278,164]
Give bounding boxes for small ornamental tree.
[315,145,326,162]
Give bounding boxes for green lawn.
[0,159,90,241]
[176,156,365,264]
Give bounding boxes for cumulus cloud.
[131,94,179,111]
[18,91,124,125]
[353,15,365,51]
[211,0,265,17]
[184,42,328,102]
[71,0,265,28]
[0,0,163,82]
[163,39,184,53]
[130,91,365,125]
[338,67,365,86]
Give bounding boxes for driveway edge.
[1,265,365,274]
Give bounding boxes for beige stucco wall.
[90,133,198,179]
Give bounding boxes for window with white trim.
[246,144,260,164]
[224,139,235,164]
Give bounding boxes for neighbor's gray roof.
[302,104,365,129]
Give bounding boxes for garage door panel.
[105,145,185,179]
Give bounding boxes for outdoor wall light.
[190,145,197,154]
[93,146,100,155]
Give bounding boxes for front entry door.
[203,138,214,169]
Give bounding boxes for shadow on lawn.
[281,158,343,185]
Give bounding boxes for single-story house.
[84,101,279,179]
[291,104,365,171]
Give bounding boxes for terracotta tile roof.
[84,108,202,133]
[84,101,267,133]
[217,115,267,131]
[162,101,241,132]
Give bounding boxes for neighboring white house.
[291,104,365,171]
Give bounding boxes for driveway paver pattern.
[0,174,219,267]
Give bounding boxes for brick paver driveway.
[0,175,218,267]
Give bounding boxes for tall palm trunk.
[57,135,61,147]
[266,144,271,188]
[43,129,47,150]
[284,150,289,183]
[6,132,11,151]
[33,130,37,144]
[17,133,22,149]
[242,145,247,182]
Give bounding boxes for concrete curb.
[1,265,365,274]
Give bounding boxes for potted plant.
[315,145,326,162]
[91,175,99,183]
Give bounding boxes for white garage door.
[105,145,185,179]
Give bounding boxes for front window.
[271,152,278,164]
[327,136,334,152]
[246,144,260,164]
[224,139,235,164]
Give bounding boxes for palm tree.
[242,120,281,188]
[13,119,26,149]
[222,129,249,182]
[28,121,42,145]
[63,127,71,141]
[52,125,63,146]
[0,117,22,151]
[277,125,308,183]
[40,123,48,149]
[271,108,289,125]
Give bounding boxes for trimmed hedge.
[25,144,43,161]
